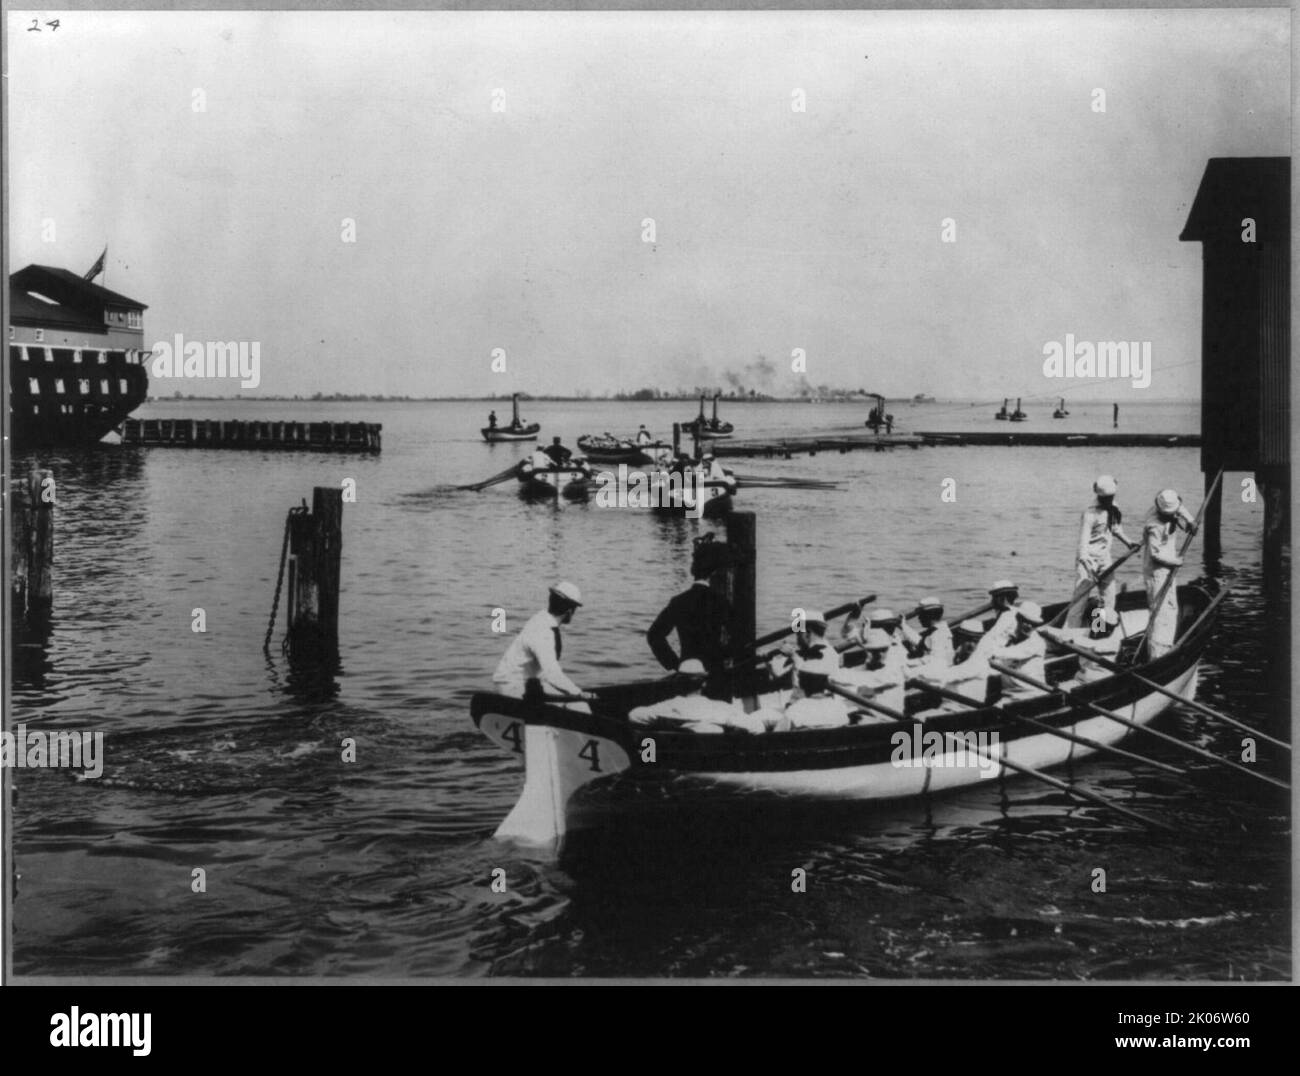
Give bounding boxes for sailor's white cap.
[918,596,943,611]
[863,629,892,650]
[955,619,986,637]
[802,608,827,627]
[1155,488,1181,513]
[549,581,583,607]
[1094,474,1118,496]
[868,607,899,625]
[1015,600,1044,626]
[989,579,1018,595]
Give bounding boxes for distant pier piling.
[285,487,344,658]
[10,468,55,627]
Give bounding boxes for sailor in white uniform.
[989,601,1048,699]
[492,581,594,709]
[1067,475,1137,627]
[1142,488,1196,658]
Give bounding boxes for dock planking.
[121,418,381,452]
[705,429,1198,458]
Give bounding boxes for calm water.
[8,399,1290,979]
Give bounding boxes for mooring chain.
[264,502,309,654]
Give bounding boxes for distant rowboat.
[482,394,540,442]
[517,460,591,499]
[683,394,734,439]
[577,434,656,465]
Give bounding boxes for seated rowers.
[628,659,769,733]
[912,618,995,713]
[1041,606,1122,687]
[901,596,953,670]
[832,629,905,718]
[988,600,1048,699]
[969,579,1022,662]
[779,608,854,728]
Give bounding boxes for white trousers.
[1145,570,1178,658]
[1065,556,1117,628]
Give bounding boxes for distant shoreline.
[146,395,1199,405]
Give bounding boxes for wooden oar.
[1137,467,1224,661]
[989,659,1288,791]
[906,678,1187,777]
[947,599,994,627]
[824,682,1175,832]
[1046,637,1290,752]
[457,462,522,492]
[725,594,876,672]
[1048,545,1141,628]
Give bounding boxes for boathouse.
[1178,157,1290,569]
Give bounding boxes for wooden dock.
[704,429,1199,458]
[121,418,381,452]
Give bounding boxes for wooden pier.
[121,418,381,452]
[705,429,1198,458]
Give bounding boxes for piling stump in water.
[708,511,757,690]
[286,486,343,659]
[11,469,55,626]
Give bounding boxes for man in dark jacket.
[647,539,732,677]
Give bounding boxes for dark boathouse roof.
[1179,157,1290,473]
[9,264,148,331]
[1179,157,1290,243]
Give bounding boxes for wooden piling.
[11,469,55,625]
[715,511,757,663]
[672,422,681,458]
[286,486,343,657]
[1203,466,1223,565]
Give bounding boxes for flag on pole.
[84,246,107,282]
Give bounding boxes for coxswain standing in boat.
[1066,474,1137,627]
[635,425,653,446]
[492,582,596,709]
[1142,488,1196,659]
[988,601,1048,698]
[488,410,498,429]
[647,540,733,681]
[1042,606,1122,686]
[901,597,953,670]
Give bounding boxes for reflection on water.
[7,400,1288,979]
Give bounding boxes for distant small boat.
[1052,397,1069,419]
[683,394,734,439]
[483,394,540,442]
[994,398,1010,421]
[864,393,894,432]
[912,393,935,403]
[1010,397,1028,422]
[577,434,656,465]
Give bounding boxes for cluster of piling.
[121,418,381,452]
[10,469,55,630]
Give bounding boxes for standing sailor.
[647,539,733,677]
[635,424,653,446]
[1142,488,1196,658]
[488,410,498,430]
[1067,475,1137,626]
[492,582,595,704]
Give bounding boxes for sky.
[7,8,1290,400]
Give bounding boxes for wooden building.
[1179,157,1290,569]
